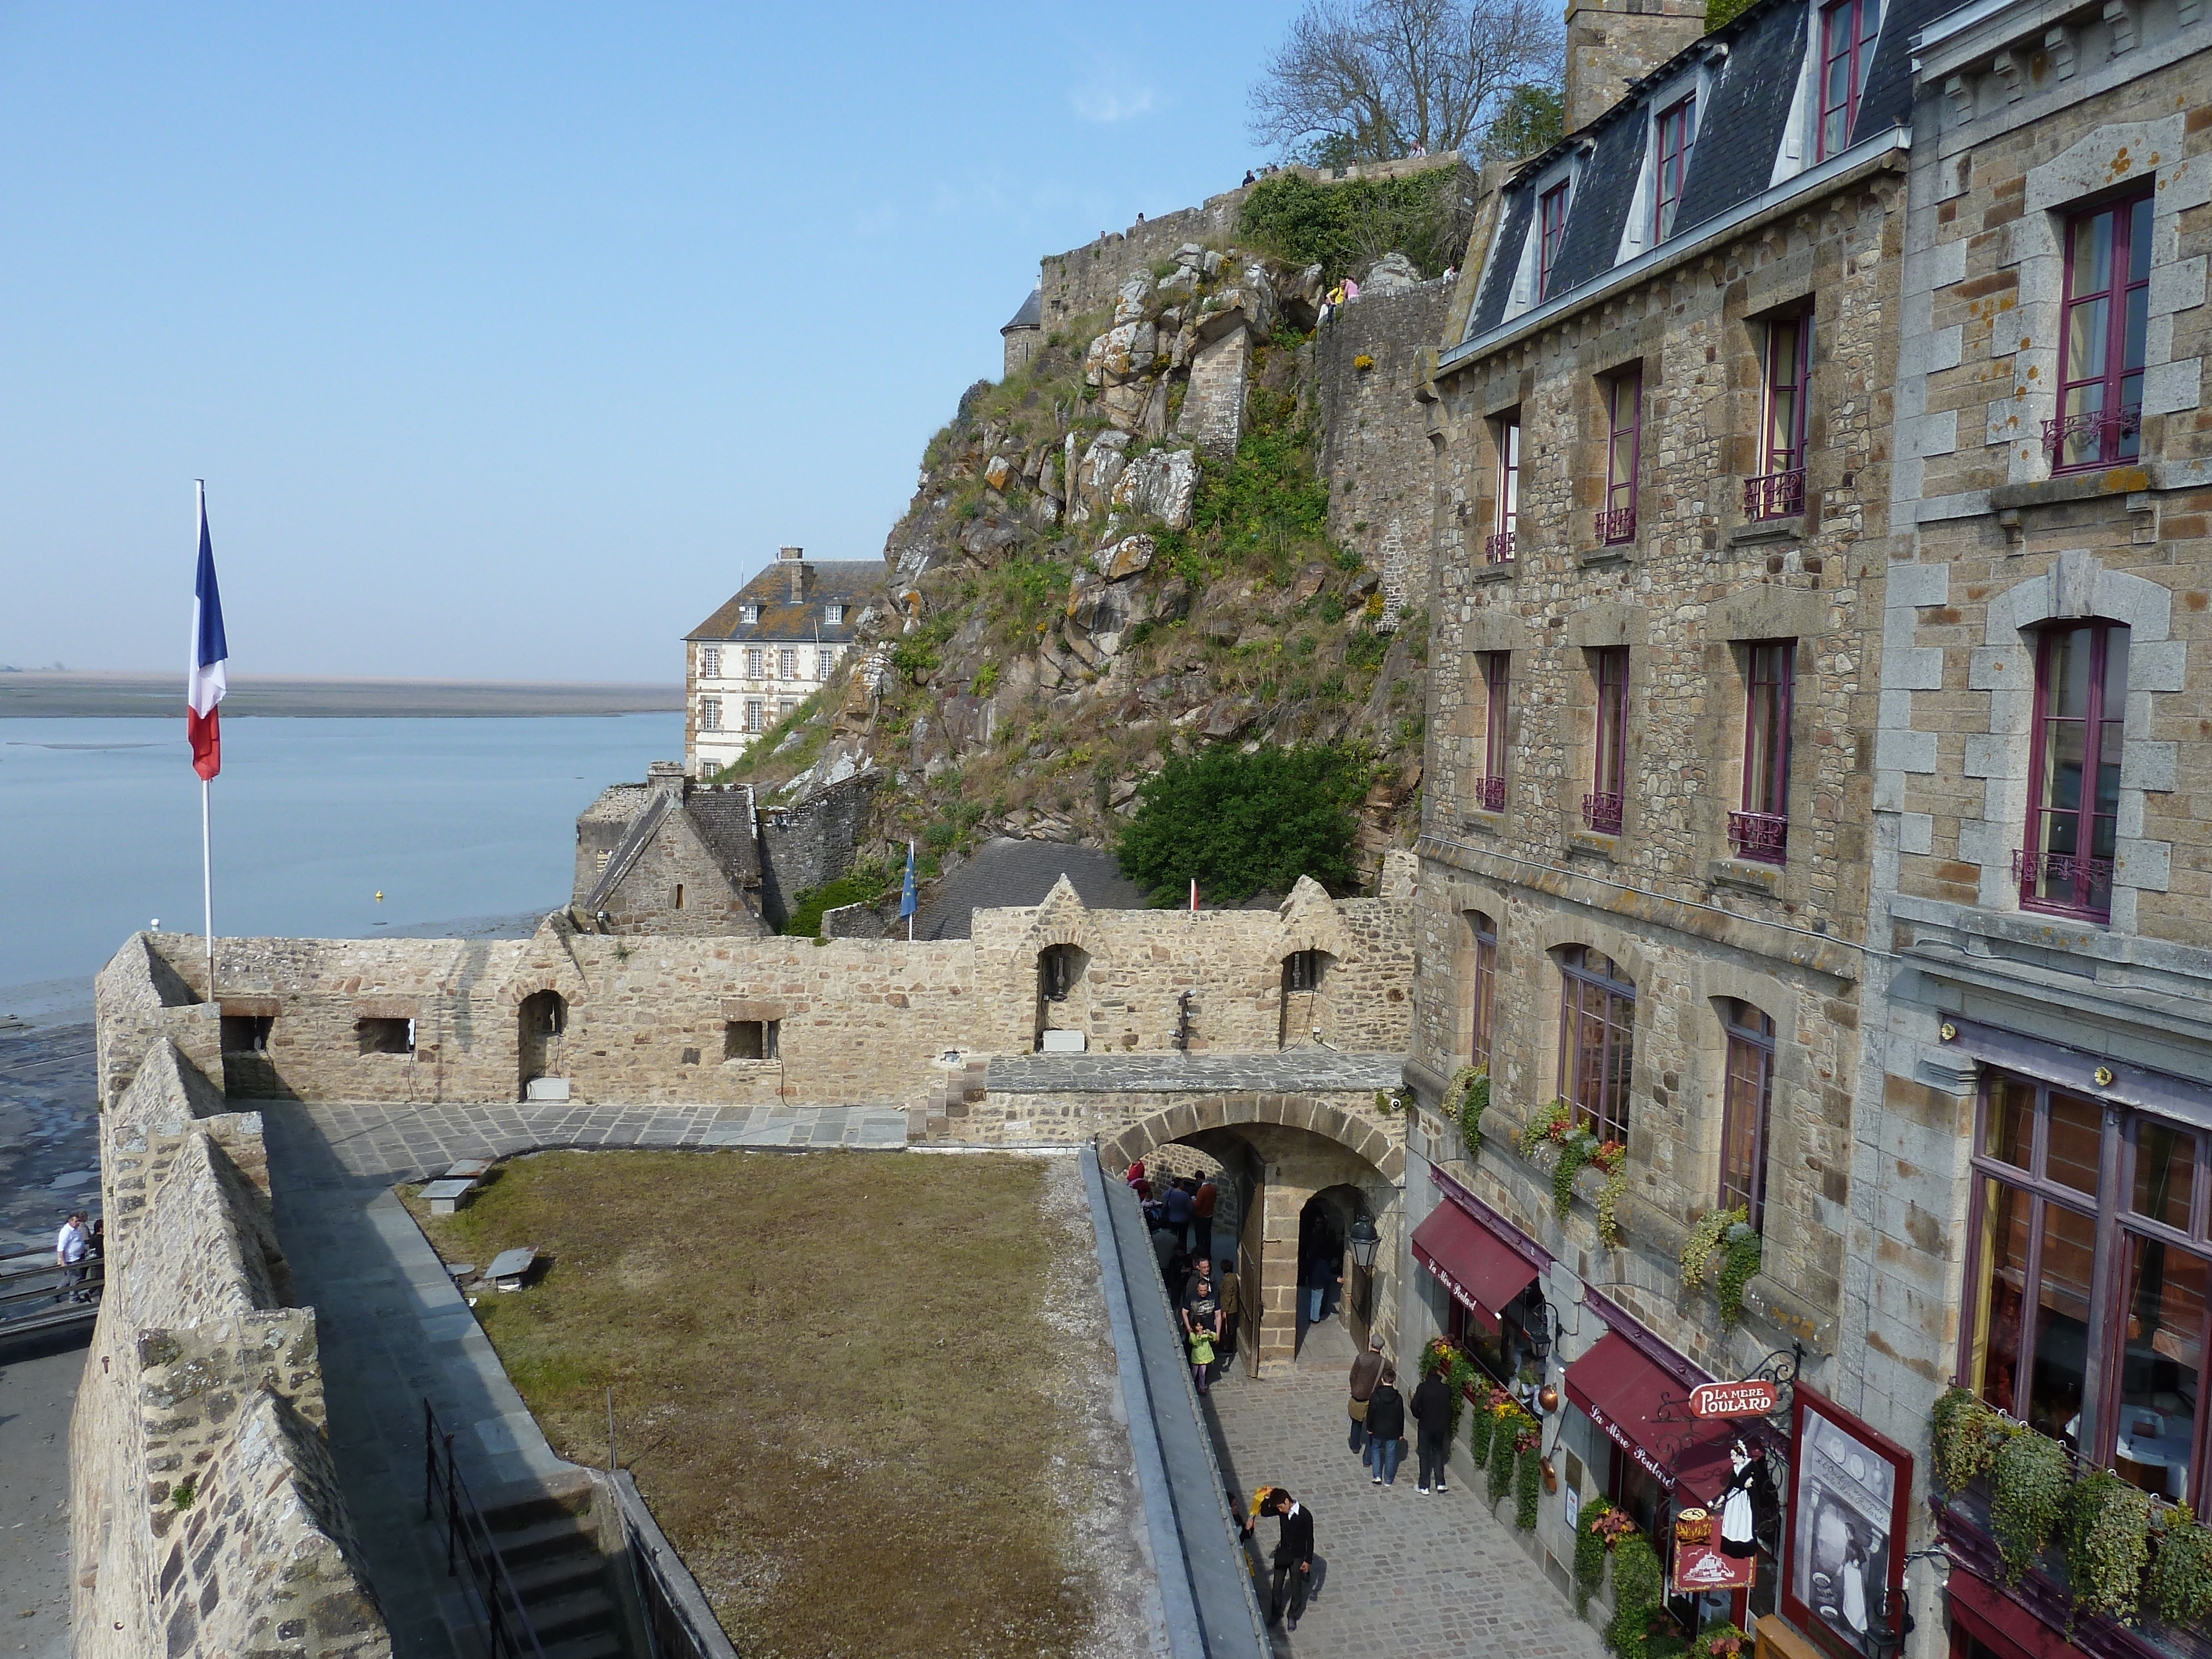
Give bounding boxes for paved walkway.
[987,1050,1406,1094]
[258,1100,912,1658]
[0,1327,88,1659]
[1204,1319,1604,1659]
[269,1098,914,1183]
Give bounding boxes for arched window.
[1470,912,1498,1071]
[1558,947,1635,1143]
[1039,945,1083,1002]
[1719,1000,1775,1230]
[2021,620,2128,919]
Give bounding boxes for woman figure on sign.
[1840,1532,1869,1640]
[1719,1439,1771,1559]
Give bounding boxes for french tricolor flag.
[187,485,228,781]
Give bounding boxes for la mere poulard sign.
[1669,1380,1780,1595]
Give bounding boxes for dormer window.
[825,604,845,625]
[740,603,760,625]
[1655,96,1697,242]
[1817,0,1880,160]
[1538,183,1571,300]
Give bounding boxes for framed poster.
[1783,1387,1914,1659]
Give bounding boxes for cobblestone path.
[1204,1322,1604,1659]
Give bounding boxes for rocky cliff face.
[731,234,1457,895]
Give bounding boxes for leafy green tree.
[1480,82,1563,163]
[1115,744,1371,905]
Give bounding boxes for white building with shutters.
[683,546,880,776]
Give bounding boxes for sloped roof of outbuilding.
[912,838,1149,941]
[1003,288,1043,332]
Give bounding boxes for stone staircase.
[478,1481,629,1659]
[914,1057,990,1140]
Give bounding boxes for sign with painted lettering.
[1691,1379,1779,1419]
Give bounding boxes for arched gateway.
[1099,1093,1404,1378]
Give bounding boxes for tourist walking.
[1411,1359,1455,1493]
[1242,1489,1316,1630]
[1347,1333,1384,1454]
[1180,1260,1222,1394]
[1363,1364,1406,1486]
[1302,1246,1338,1324]
[54,1210,90,1302]
[1163,1176,1195,1251]
[1191,1175,1217,1265]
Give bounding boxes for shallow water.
[0,712,682,988]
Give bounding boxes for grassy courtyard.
[408,1149,1119,1659]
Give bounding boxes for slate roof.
[1548,116,1648,295]
[684,786,762,882]
[911,838,1149,941]
[1667,1,1808,239]
[687,560,882,645]
[1003,288,1043,332]
[1469,186,1536,335]
[582,782,761,913]
[1463,0,1914,349]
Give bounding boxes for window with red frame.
[1558,946,1635,1144]
[1588,647,1629,833]
[1476,652,1509,811]
[1719,1000,1775,1230]
[1960,1071,2211,1507]
[1655,96,1697,242]
[1749,314,1811,519]
[1470,911,1498,1071]
[2021,620,2128,919]
[1733,641,1793,862]
[2053,191,2152,472]
[1539,183,1570,299]
[1490,417,1520,562]
[1817,0,1880,160]
[1601,371,1641,544]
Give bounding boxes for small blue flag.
[900,842,917,918]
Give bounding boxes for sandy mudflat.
[0,672,682,718]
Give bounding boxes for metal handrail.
[1595,505,1636,546]
[422,1399,549,1659]
[1728,810,1789,862]
[1582,792,1624,835]
[0,1256,104,1319]
[1743,468,1806,519]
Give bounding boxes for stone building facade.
[1398,0,1936,1633]
[572,763,769,936]
[1850,7,2212,1659]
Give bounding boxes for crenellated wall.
[71,1039,389,1659]
[99,864,1416,1113]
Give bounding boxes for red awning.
[1410,1201,1537,1324]
[1564,1332,1740,1503]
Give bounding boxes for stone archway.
[1101,1093,1403,1377]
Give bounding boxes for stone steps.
[481,1486,630,1657]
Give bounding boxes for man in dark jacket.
[1363,1363,1407,1486]
[1243,1490,1316,1629]
[1410,1359,1457,1493]
[1347,1334,1385,1454]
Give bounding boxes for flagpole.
[196,478,215,1000]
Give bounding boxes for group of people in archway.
[1128,1160,1237,1394]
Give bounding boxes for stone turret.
[1563,0,1705,131]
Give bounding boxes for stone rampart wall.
[71,1035,388,1659]
[101,873,1413,1111]
[757,771,879,928]
[1313,280,1454,616]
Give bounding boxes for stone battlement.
[71,1036,389,1659]
[97,860,1416,1113]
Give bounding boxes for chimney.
[779,545,806,602]
[1563,0,1706,132]
[648,759,688,802]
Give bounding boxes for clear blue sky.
[1,3,1289,682]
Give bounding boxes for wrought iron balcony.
[2013,847,2115,916]
[1485,529,1515,563]
[1582,792,1624,835]
[2042,406,2140,465]
[1472,775,1506,813]
[1743,468,1805,520]
[1595,506,1636,546]
[1728,810,1788,863]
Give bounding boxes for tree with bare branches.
[1248,0,1564,164]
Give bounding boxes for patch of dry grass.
[407,1149,1099,1659]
